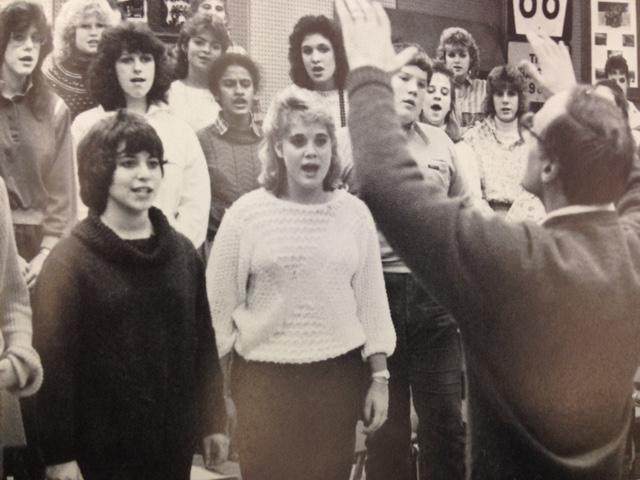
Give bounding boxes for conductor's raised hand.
[335,0,417,73]
[519,32,576,98]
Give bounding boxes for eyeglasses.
[519,112,544,144]
[9,31,45,46]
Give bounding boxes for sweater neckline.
[74,207,176,266]
[264,188,346,209]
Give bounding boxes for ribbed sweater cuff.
[346,67,392,98]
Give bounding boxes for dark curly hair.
[174,13,230,80]
[0,1,53,120]
[77,110,164,214]
[208,52,261,96]
[288,15,348,90]
[88,22,172,111]
[483,64,527,119]
[436,27,480,78]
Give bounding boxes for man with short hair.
[339,43,467,480]
[336,0,640,477]
[605,54,640,133]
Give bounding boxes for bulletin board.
[585,0,640,99]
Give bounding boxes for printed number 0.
[519,0,560,19]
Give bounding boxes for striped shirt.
[455,77,486,132]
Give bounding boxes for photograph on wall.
[595,32,608,45]
[160,0,190,30]
[591,0,638,87]
[117,0,147,22]
[598,1,630,28]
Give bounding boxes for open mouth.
[402,99,416,108]
[18,56,33,62]
[131,77,146,84]
[232,98,247,106]
[301,164,320,174]
[430,104,442,112]
[131,187,153,194]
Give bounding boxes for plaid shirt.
[210,111,262,138]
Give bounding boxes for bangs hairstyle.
[174,12,230,79]
[288,15,348,90]
[483,64,528,119]
[436,27,480,77]
[425,60,462,142]
[88,22,171,111]
[53,0,117,62]
[0,1,53,119]
[259,85,340,196]
[393,42,432,80]
[542,85,634,204]
[208,52,261,96]
[604,54,629,80]
[77,110,164,214]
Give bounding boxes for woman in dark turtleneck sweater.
[42,0,117,120]
[31,111,228,480]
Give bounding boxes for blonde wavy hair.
[259,85,341,196]
[53,0,118,62]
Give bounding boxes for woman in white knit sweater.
[206,85,395,480]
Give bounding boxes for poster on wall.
[591,0,638,87]
[116,0,147,22]
[159,0,190,30]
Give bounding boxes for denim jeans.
[366,272,465,480]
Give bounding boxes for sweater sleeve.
[0,179,42,397]
[617,151,640,230]
[206,202,245,357]
[31,253,81,465]
[346,67,536,326]
[41,99,76,248]
[352,204,395,358]
[175,127,211,249]
[194,254,227,437]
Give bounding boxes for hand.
[45,461,84,480]
[518,32,576,99]
[25,250,48,289]
[362,380,388,435]
[335,0,417,73]
[17,255,28,277]
[0,358,18,390]
[203,433,229,469]
[225,396,237,437]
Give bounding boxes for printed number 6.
[519,0,560,19]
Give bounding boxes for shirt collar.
[212,111,261,137]
[0,76,34,101]
[540,203,615,226]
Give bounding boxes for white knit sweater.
[206,188,395,363]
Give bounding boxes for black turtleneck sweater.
[31,207,226,468]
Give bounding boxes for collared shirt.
[210,110,261,138]
[541,203,615,226]
[454,76,486,131]
[0,77,33,101]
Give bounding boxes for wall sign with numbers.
[506,0,572,109]
[507,0,572,41]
